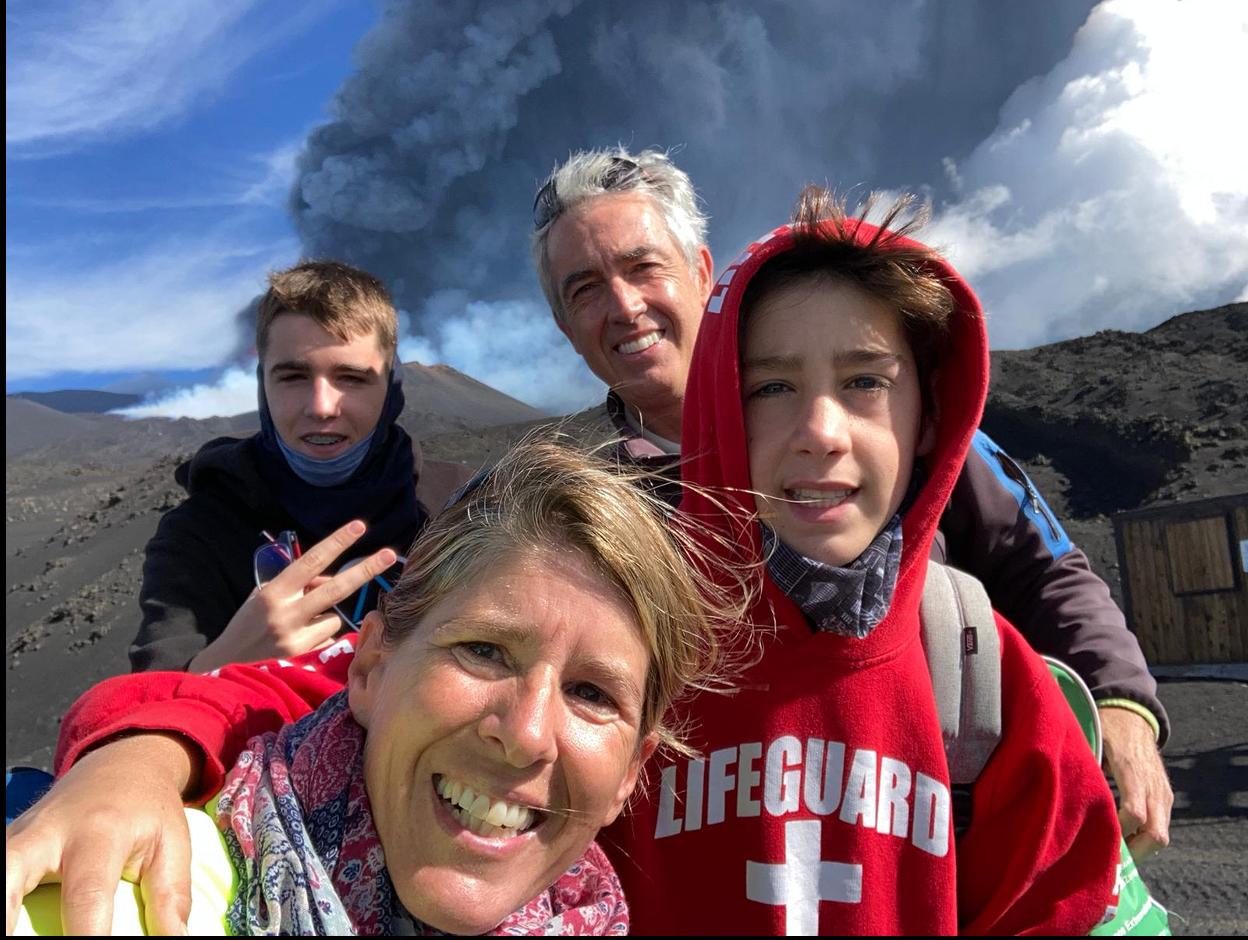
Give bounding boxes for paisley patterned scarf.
[216,692,629,936]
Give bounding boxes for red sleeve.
[53,636,357,804]
[956,616,1121,935]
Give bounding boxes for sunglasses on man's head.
[532,156,644,231]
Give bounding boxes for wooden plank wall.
[1117,502,1247,665]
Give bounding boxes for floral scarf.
[216,692,629,936]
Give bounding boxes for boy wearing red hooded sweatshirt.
[601,187,1122,934]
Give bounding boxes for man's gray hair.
[531,147,709,320]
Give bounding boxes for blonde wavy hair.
[379,436,755,756]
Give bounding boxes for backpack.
[920,562,1172,936]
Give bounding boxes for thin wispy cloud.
[237,140,306,207]
[18,138,307,213]
[5,230,297,381]
[7,0,335,152]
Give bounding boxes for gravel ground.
[1140,678,1248,935]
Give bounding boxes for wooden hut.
[1113,493,1248,665]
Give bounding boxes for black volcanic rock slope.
[984,303,1247,518]
[982,303,1247,602]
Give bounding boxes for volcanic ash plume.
[285,0,1248,408]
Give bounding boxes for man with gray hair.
[533,149,712,457]
[530,146,1173,861]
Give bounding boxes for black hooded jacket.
[130,433,426,672]
[131,357,427,672]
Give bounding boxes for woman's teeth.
[786,488,855,506]
[616,331,663,355]
[436,775,537,838]
[303,434,345,445]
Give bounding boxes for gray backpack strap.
[920,562,1003,785]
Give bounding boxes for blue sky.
[7,1,1247,415]
[7,0,375,392]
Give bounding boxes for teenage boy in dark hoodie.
[604,188,1122,933]
[132,261,427,673]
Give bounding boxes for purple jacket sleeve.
[935,431,1169,745]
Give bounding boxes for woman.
[16,439,747,935]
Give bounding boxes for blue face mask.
[276,430,376,487]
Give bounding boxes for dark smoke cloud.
[293,0,1095,306]
[284,0,1100,408]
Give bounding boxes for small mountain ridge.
[396,361,547,437]
[6,360,546,465]
[5,399,102,459]
[10,389,141,414]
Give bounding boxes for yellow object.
[13,803,234,936]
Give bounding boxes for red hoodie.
[599,220,1121,935]
[56,221,1119,936]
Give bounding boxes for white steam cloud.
[928,0,1248,348]
[116,364,259,419]
[398,293,598,414]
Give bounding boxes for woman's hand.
[6,732,202,935]
[188,520,396,673]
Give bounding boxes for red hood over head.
[680,218,988,652]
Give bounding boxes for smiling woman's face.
[348,546,655,934]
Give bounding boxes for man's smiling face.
[545,193,712,431]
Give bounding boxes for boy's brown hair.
[256,260,399,362]
[739,186,954,407]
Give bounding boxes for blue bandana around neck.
[762,518,903,639]
[276,429,375,487]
